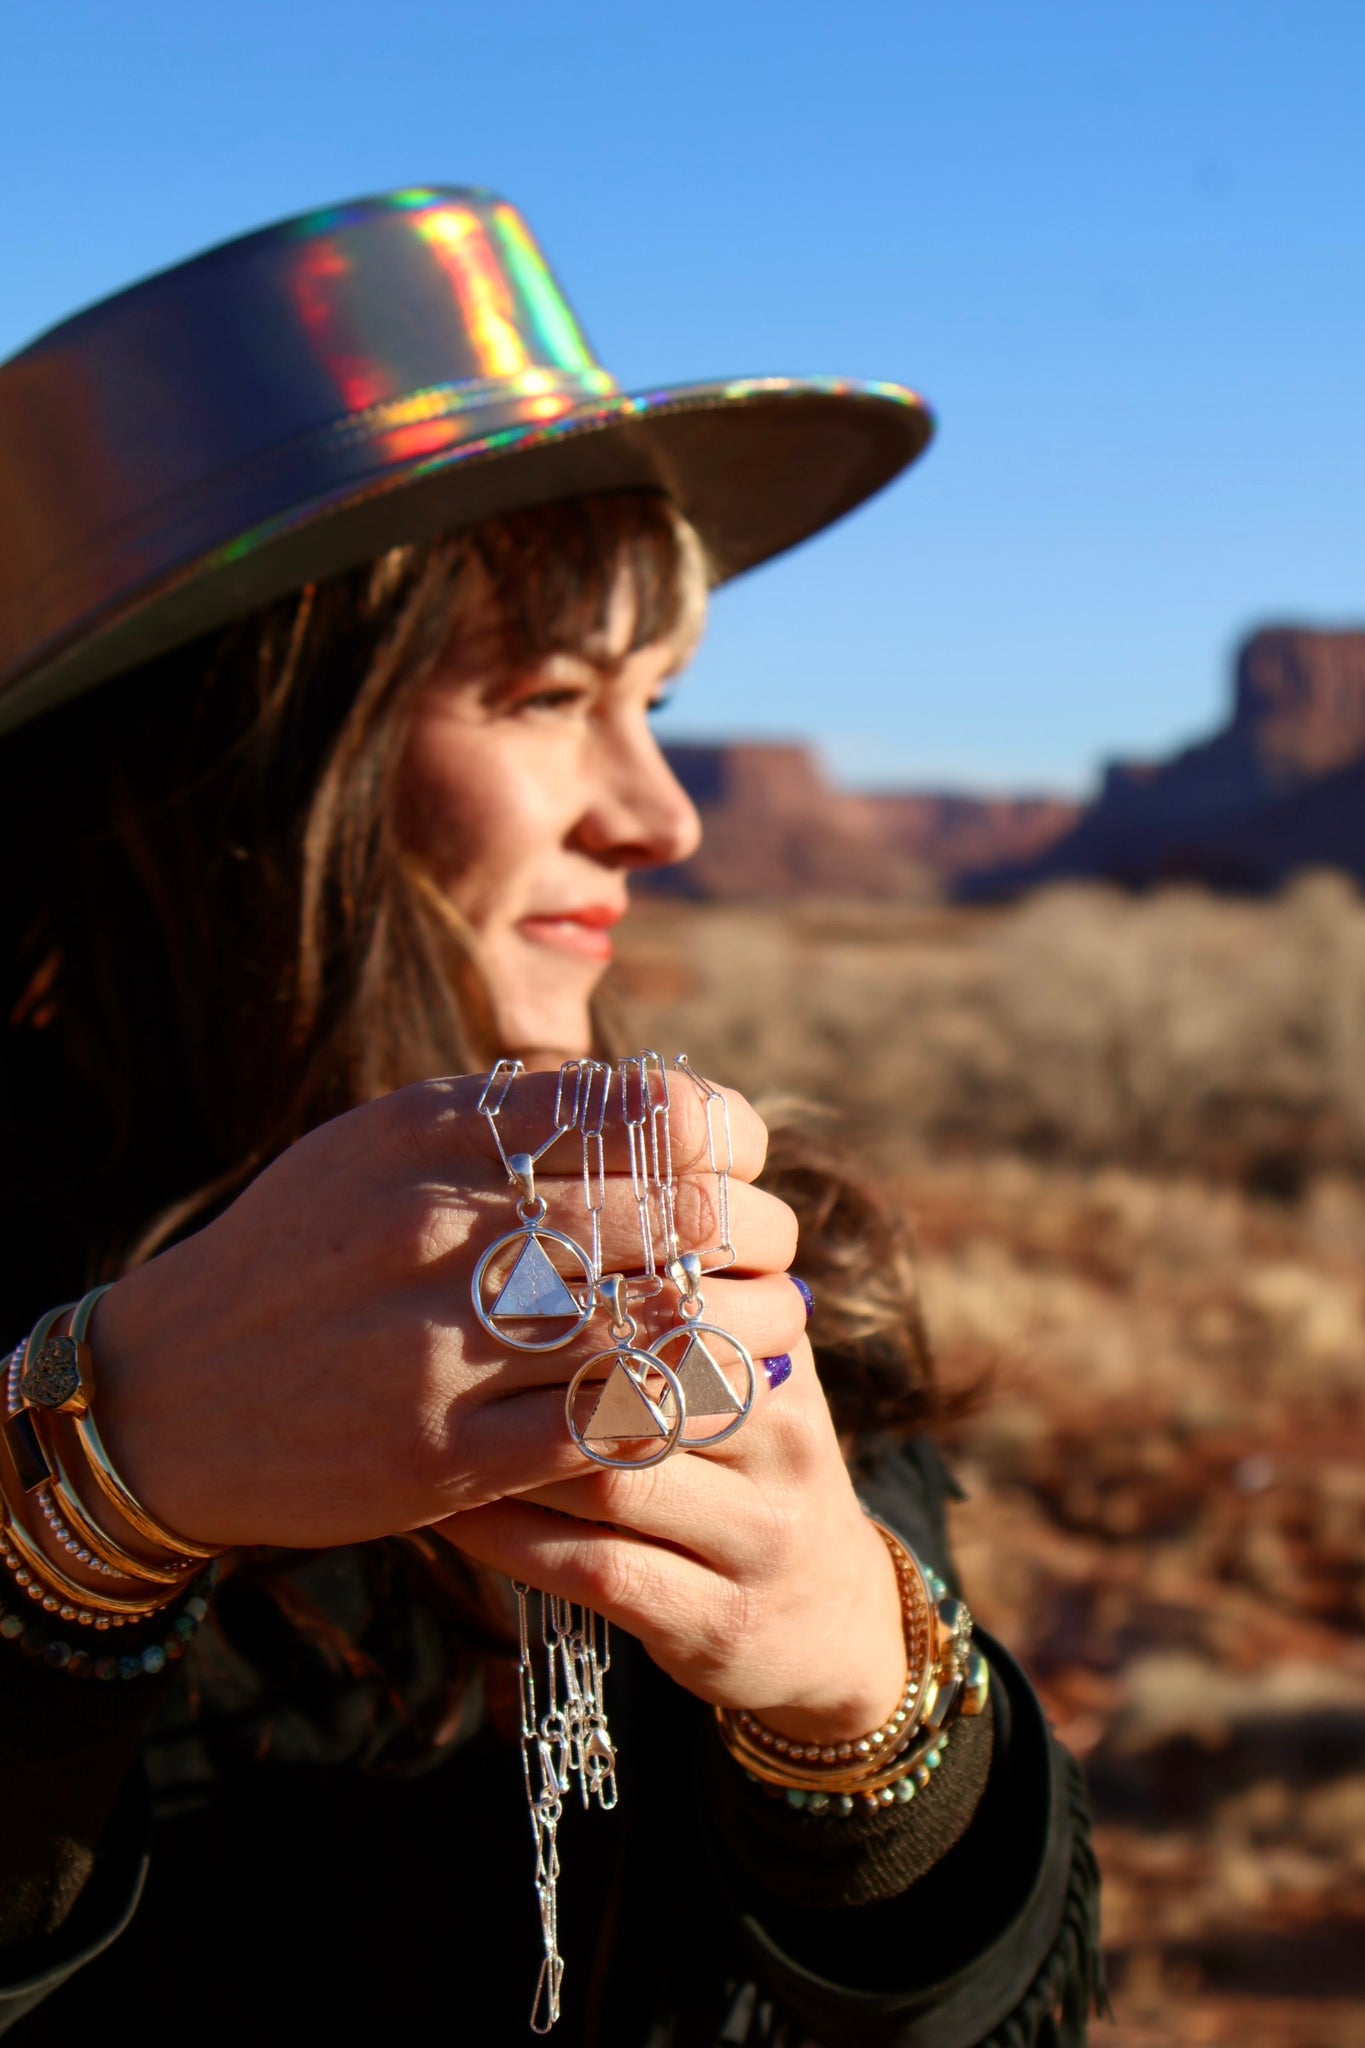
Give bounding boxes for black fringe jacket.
[0,1436,1105,2046]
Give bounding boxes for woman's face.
[397,585,702,1063]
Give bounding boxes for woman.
[0,190,1101,2045]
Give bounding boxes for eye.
[512,681,594,715]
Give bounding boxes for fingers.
[514,1454,762,1573]
[531,1176,796,1282]
[426,1324,821,1509]
[433,1496,724,1642]
[431,1266,805,1416]
[383,1067,769,1185]
[420,1174,798,1317]
[653,1269,807,1363]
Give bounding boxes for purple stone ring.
[762,1354,793,1392]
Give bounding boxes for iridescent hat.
[0,187,933,736]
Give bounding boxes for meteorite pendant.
[17,1331,93,1417]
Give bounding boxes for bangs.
[464,492,709,675]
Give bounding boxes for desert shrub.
[617,875,1365,1182]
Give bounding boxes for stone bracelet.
[0,1560,219,1680]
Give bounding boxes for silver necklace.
[471,1059,598,1351]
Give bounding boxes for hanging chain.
[478,1057,590,1187]
[617,1050,675,1299]
[508,1057,621,2032]
[673,1053,736,1271]
[515,1580,567,2034]
[578,1058,613,1291]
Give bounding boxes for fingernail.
[762,1354,793,1391]
[789,1275,815,1322]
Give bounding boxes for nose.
[574,725,703,873]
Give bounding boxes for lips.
[516,905,624,964]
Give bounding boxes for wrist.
[0,1289,221,1640]
[716,1520,990,1813]
[743,1514,908,1746]
[39,1306,191,1581]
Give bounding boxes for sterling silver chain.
[498,1053,742,2029]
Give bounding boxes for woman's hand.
[434,1332,908,1745]
[88,1074,801,1558]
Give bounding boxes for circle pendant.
[649,1320,755,1449]
[565,1347,687,1469]
[472,1226,597,1352]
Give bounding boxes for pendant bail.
[508,1151,537,1207]
[666,1250,705,1321]
[598,1272,631,1336]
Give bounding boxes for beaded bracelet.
[722,1526,939,1788]
[0,1496,170,1625]
[714,1520,990,1817]
[749,1720,958,1818]
[0,1561,218,1680]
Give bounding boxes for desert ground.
[616,879,1365,2048]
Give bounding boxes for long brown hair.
[0,494,702,1304]
[0,490,938,1742]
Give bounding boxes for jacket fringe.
[717,1749,1109,2048]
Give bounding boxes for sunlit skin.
[399,627,701,1062]
[392,602,908,1742]
[82,583,907,1748]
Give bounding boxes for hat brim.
[0,375,932,735]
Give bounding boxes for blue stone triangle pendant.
[492,1235,582,1320]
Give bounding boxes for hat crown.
[0,189,616,665]
[0,186,930,735]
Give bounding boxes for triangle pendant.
[671,1333,743,1418]
[491,1235,582,1320]
[584,1361,669,1442]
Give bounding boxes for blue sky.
[3,1,1362,792]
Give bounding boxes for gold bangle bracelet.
[717,1668,948,1793]
[716,1519,937,1779]
[734,1716,959,1800]
[714,1520,984,1798]
[29,1415,196,1586]
[68,1287,222,1564]
[0,1491,171,1622]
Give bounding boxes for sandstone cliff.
[963,627,1365,896]
[651,628,1365,902]
[651,742,1080,900]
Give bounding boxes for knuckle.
[666,1077,766,1181]
[591,1463,660,1525]
[672,1174,723,1253]
[405,1377,458,1498]
[666,1085,714,1174]
[579,1538,651,1615]
[378,1076,480,1179]
[377,1077,446,1164]
[701,1574,754,1667]
[764,1387,825,1470]
[372,1187,447,1272]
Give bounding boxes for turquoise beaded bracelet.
[746,1720,956,1818]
